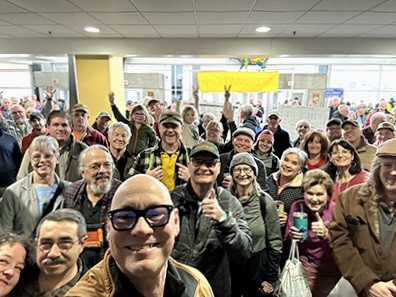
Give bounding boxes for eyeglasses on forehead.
[108,205,174,231]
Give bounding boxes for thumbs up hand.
[311,212,329,238]
[202,189,224,222]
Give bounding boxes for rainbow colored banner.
[197,71,279,92]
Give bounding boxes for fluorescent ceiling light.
[84,27,100,33]
[255,26,271,33]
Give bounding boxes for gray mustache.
[42,258,66,265]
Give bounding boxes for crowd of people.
[0,87,396,297]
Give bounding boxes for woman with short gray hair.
[0,135,70,236]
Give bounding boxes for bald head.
[111,175,173,211]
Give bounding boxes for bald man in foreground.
[65,174,214,297]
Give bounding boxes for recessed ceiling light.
[255,26,271,33]
[84,27,100,33]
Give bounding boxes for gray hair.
[108,122,132,139]
[35,209,87,241]
[338,104,349,112]
[281,147,308,169]
[370,112,386,123]
[241,103,254,117]
[30,135,60,157]
[295,119,311,130]
[78,144,112,173]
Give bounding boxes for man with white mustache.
[62,145,122,269]
[19,209,87,297]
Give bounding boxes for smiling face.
[266,116,281,130]
[377,129,395,145]
[81,149,113,195]
[109,127,130,151]
[307,136,322,157]
[0,243,26,296]
[48,116,72,147]
[232,164,254,188]
[297,122,310,138]
[36,220,84,278]
[233,134,254,153]
[280,153,301,180]
[183,110,196,125]
[258,139,272,154]
[379,157,396,193]
[342,124,361,146]
[329,144,353,169]
[107,175,179,280]
[95,116,110,132]
[159,123,183,147]
[10,105,26,124]
[188,152,220,186]
[304,184,329,213]
[31,148,59,178]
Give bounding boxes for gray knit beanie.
[229,152,258,176]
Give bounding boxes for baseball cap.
[126,99,133,107]
[341,120,359,129]
[190,141,220,159]
[232,127,256,141]
[376,122,395,132]
[326,118,342,127]
[159,111,183,125]
[72,103,89,113]
[96,111,111,120]
[29,112,45,122]
[267,110,280,118]
[257,130,274,144]
[376,138,396,157]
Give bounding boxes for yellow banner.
[197,71,279,92]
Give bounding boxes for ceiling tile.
[370,0,396,12]
[319,24,383,37]
[0,13,55,25]
[0,19,11,25]
[154,25,198,37]
[197,12,247,24]
[65,24,122,36]
[361,25,396,35]
[312,0,385,11]
[109,24,160,37]
[25,25,84,37]
[39,12,101,25]
[254,0,321,11]
[68,0,137,12]
[90,12,148,25]
[279,24,335,37]
[295,11,361,24]
[0,0,29,13]
[142,12,195,25]
[247,11,305,24]
[0,25,45,36]
[346,12,396,25]
[199,24,242,37]
[130,0,193,12]
[195,0,255,11]
[6,0,81,13]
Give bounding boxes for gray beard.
[89,180,111,195]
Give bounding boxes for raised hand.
[311,212,329,238]
[224,85,231,102]
[44,85,56,99]
[108,91,115,106]
[202,189,224,222]
[193,86,199,101]
[223,101,234,121]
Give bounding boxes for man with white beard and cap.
[62,145,122,269]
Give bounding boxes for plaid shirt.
[127,140,190,187]
[77,126,109,148]
[62,178,122,257]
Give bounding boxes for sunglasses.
[190,158,219,168]
[108,205,174,231]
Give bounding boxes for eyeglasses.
[31,153,56,162]
[132,113,146,117]
[38,238,80,253]
[86,162,113,171]
[108,205,174,231]
[190,158,219,168]
[233,167,253,174]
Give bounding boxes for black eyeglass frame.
[108,205,174,231]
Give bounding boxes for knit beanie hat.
[257,129,274,144]
[229,152,258,176]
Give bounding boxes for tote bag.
[275,239,312,297]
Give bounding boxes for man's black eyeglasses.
[190,158,219,168]
[108,205,174,231]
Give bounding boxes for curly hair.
[358,156,382,211]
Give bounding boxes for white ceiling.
[0,0,395,39]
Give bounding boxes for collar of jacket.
[272,171,303,187]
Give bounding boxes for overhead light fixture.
[84,27,100,33]
[255,26,271,33]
